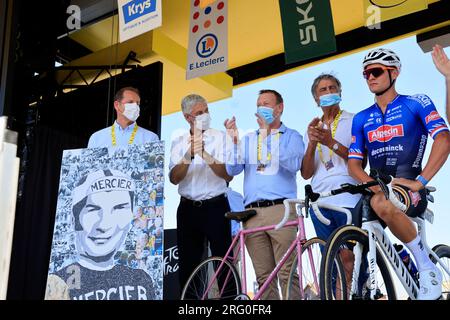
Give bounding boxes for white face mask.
[194,113,211,131]
[122,103,140,122]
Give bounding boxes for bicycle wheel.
[431,244,450,300]
[286,237,332,300]
[320,225,396,300]
[181,256,241,300]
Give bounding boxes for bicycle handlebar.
[310,202,352,226]
[275,170,406,230]
[305,169,407,222]
[275,199,303,230]
[275,198,338,230]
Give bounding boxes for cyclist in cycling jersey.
[431,44,450,124]
[348,48,450,300]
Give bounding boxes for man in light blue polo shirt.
[224,89,305,299]
[88,87,159,148]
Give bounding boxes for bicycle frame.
[200,200,321,300]
[306,174,450,300]
[353,209,450,300]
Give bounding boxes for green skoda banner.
[279,0,336,64]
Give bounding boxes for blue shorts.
[309,207,354,242]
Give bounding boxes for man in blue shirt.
[224,89,305,299]
[88,87,159,148]
[226,187,245,237]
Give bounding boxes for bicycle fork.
[350,222,392,300]
[366,225,378,300]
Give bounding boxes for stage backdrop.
[44,141,164,300]
[163,228,179,300]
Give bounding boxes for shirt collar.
[256,122,287,135]
[115,120,136,132]
[339,110,351,120]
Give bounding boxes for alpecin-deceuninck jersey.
[349,94,449,179]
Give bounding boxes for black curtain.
[7,125,86,299]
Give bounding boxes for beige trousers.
[244,203,299,300]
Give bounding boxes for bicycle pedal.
[362,288,383,300]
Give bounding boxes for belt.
[245,198,286,209]
[181,193,227,208]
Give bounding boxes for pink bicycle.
[180,199,347,300]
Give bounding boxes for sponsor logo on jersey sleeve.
[425,111,442,124]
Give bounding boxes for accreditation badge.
[324,160,334,171]
[256,163,266,172]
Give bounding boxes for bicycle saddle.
[224,210,257,222]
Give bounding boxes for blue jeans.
[309,207,353,242]
[309,206,361,296]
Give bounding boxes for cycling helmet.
[362,48,401,71]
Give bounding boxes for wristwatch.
[332,142,339,151]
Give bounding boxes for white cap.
[72,169,135,205]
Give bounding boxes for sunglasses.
[363,66,395,80]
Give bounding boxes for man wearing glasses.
[348,48,450,299]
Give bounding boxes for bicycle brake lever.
[376,177,390,200]
[305,196,310,214]
[370,169,390,200]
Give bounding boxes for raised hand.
[224,116,239,144]
[307,118,321,143]
[255,113,270,139]
[315,126,333,147]
[190,130,204,156]
[432,44,450,78]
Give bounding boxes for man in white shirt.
[302,73,361,240]
[302,74,360,295]
[169,94,233,293]
[88,87,159,148]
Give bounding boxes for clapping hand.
[190,129,204,157]
[308,118,333,147]
[224,116,239,144]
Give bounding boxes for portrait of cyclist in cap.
[45,169,157,300]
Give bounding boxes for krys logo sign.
[122,0,157,24]
[369,0,409,8]
[196,34,218,58]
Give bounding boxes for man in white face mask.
[302,74,360,291]
[88,87,159,148]
[169,94,235,294]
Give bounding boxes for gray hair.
[181,94,207,114]
[311,73,342,99]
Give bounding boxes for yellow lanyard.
[257,131,281,164]
[111,123,139,146]
[317,110,342,165]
